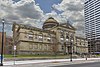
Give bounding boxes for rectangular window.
[62,46,64,50]
[44,44,47,50]
[39,35,43,41]
[80,43,81,45]
[33,44,38,50]
[28,34,33,40]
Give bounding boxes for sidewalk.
[1,58,100,67]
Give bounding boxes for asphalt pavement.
[1,58,100,67]
[3,58,100,66]
[52,62,100,67]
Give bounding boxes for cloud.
[15,0,43,19]
[0,0,44,36]
[67,3,83,11]
[52,0,85,37]
[0,0,43,24]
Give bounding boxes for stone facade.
[12,17,88,55]
[75,36,88,55]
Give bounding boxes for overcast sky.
[0,0,85,37]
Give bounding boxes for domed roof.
[44,17,58,23]
[43,17,59,30]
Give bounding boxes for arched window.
[70,33,74,42]
[47,34,51,42]
[60,31,64,42]
[66,35,69,41]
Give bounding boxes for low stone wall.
[4,57,69,61]
[17,51,64,55]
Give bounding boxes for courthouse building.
[12,17,88,55]
[75,36,88,55]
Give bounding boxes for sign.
[0,55,3,60]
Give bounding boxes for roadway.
[1,58,100,67]
[53,62,100,67]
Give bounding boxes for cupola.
[42,17,59,30]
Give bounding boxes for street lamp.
[0,19,5,66]
[70,39,73,62]
[65,36,69,54]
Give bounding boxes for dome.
[43,17,59,30]
[44,17,58,23]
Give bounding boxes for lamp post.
[70,39,73,62]
[14,45,16,65]
[86,53,87,60]
[0,19,5,66]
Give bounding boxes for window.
[39,44,42,50]
[60,38,64,42]
[35,34,37,39]
[66,38,68,41]
[70,34,74,42]
[28,34,33,40]
[60,30,64,37]
[33,44,38,49]
[66,35,69,41]
[70,33,74,38]
[60,34,64,38]
[44,44,47,50]
[38,35,43,41]
[60,32,64,42]
[60,31,64,36]
[47,37,51,42]
[62,46,64,50]
[71,39,73,42]
[80,43,81,45]
[47,34,51,42]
